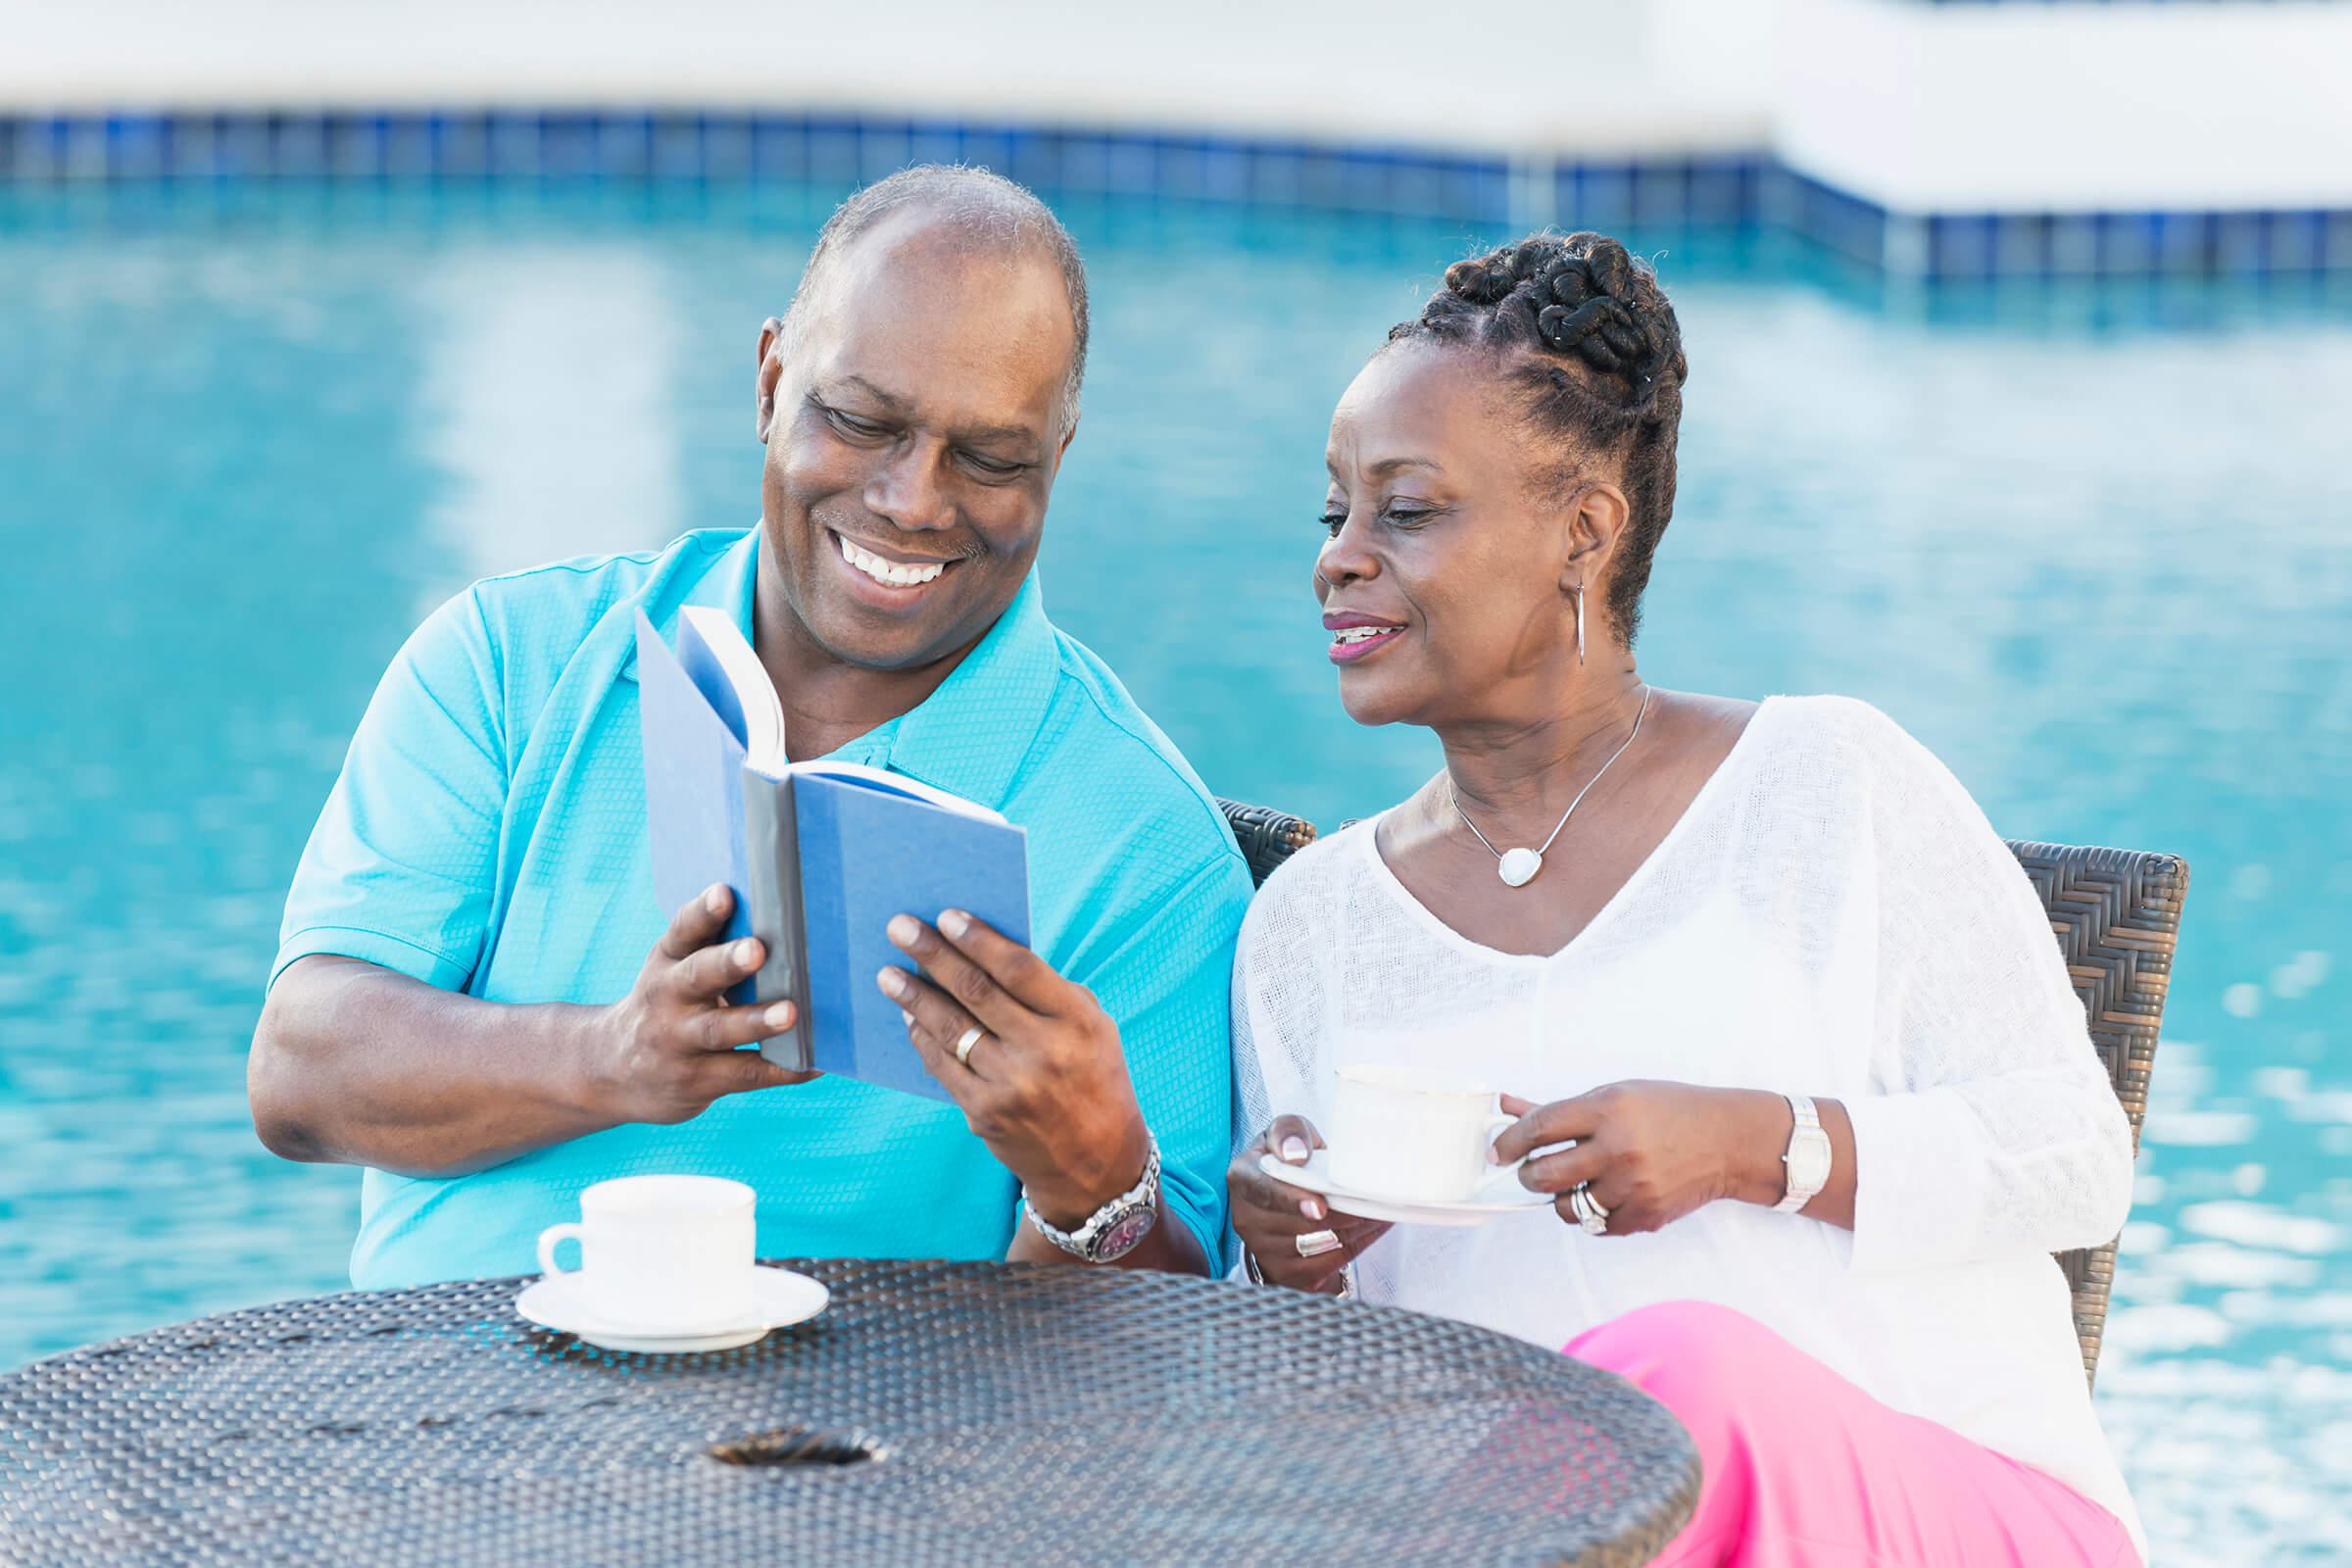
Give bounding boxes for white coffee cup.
[1327,1063,1525,1203]
[536,1174,757,1332]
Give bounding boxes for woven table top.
[0,1258,1698,1567]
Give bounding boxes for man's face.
[757,212,1078,671]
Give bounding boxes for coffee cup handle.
[1476,1111,1530,1199]
[537,1222,586,1280]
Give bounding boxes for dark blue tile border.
[1919,0,2288,6]
[3,110,2344,278]
[0,110,1752,233]
[1914,204,2352,281]
[1773,167,1893,271]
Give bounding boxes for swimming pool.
[2,179,2346,1561]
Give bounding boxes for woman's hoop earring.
[1575,585,1587,664]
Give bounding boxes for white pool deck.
[10,0,2352,218]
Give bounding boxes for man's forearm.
[250,956,622,1178]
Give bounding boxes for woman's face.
[1316,341,1594,729]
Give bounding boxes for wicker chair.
[1213,799,2188,1386]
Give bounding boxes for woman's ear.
[755,317,786,444]
[1559,481,1630,597]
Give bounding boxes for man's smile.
[828,528,964,600]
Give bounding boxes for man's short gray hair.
[779,165,1089,437]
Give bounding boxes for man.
[249,167,1252,1286]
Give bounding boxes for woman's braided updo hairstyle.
[1388,231,1688,647]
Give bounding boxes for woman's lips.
[1328,624,1405,663]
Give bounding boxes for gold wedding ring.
[953,1026,985,1065]
[1295,1229,1343,1258]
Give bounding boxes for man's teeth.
[839,533,947,587]
[1332,625,1399,645]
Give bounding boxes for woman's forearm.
[1839,1072,2134,1269]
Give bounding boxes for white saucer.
[1259,1151,1553,1228]
[514,1265,830,1353]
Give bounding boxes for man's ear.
[1558,481,1629,597]
[756,317,786,444]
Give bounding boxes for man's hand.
[589,884,819,1125]
[1229,1114,1391,1294]
[877,909,1148,1229]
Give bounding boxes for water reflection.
[415,246,685,604]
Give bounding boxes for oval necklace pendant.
[1497,847,1544,888]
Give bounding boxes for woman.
[1228,232,2144,1566]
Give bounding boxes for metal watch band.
[1023,1134,1161,1262]
[1774,1094,1832,1214]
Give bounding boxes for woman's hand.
[878,909,1151,1231]
[1491,1081,1792,1235]
[1228,1114,1392,1294]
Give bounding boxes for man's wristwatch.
[1774,1094,1832,1214]
[1023,1135,1161,1262]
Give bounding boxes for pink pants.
[1566,1301,2139,1568]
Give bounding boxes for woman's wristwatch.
[1023,1135,1162,1262]
[1774,1095,1833,1213]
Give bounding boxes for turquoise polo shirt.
[272,525,1251,1287]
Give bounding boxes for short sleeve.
[270,588,510,994]
[1074,850,1255,1268]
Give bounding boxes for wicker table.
[0,1259,1698,1567]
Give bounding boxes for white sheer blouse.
[1231,695,2142,1550]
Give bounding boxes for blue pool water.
[2,181,2347,1560]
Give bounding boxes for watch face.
[1789,1130,1833,1193]
[1093,1202,1158,1261]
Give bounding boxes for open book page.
[678,606,786,773]
[676,609,999,823]
[782,760,1006,824]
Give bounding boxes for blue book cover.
[636,609,1031,1102]
[791,772,1030,1099]
[636,610,758,1003]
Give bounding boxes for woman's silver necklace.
[1448,685,1651,889]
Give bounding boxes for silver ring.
[953,1025,985,1065]
[1571,1183,1610,1236]
[1295,1229,1342,1258]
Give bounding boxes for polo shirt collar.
[874,571,1059,810]
[618,525,762,684]
[624,526,1059,811]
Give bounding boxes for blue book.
[635,607,1031,1102]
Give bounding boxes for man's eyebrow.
[825,374,1042,452]
[952,418,1046,450]
[827,374,909,413]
